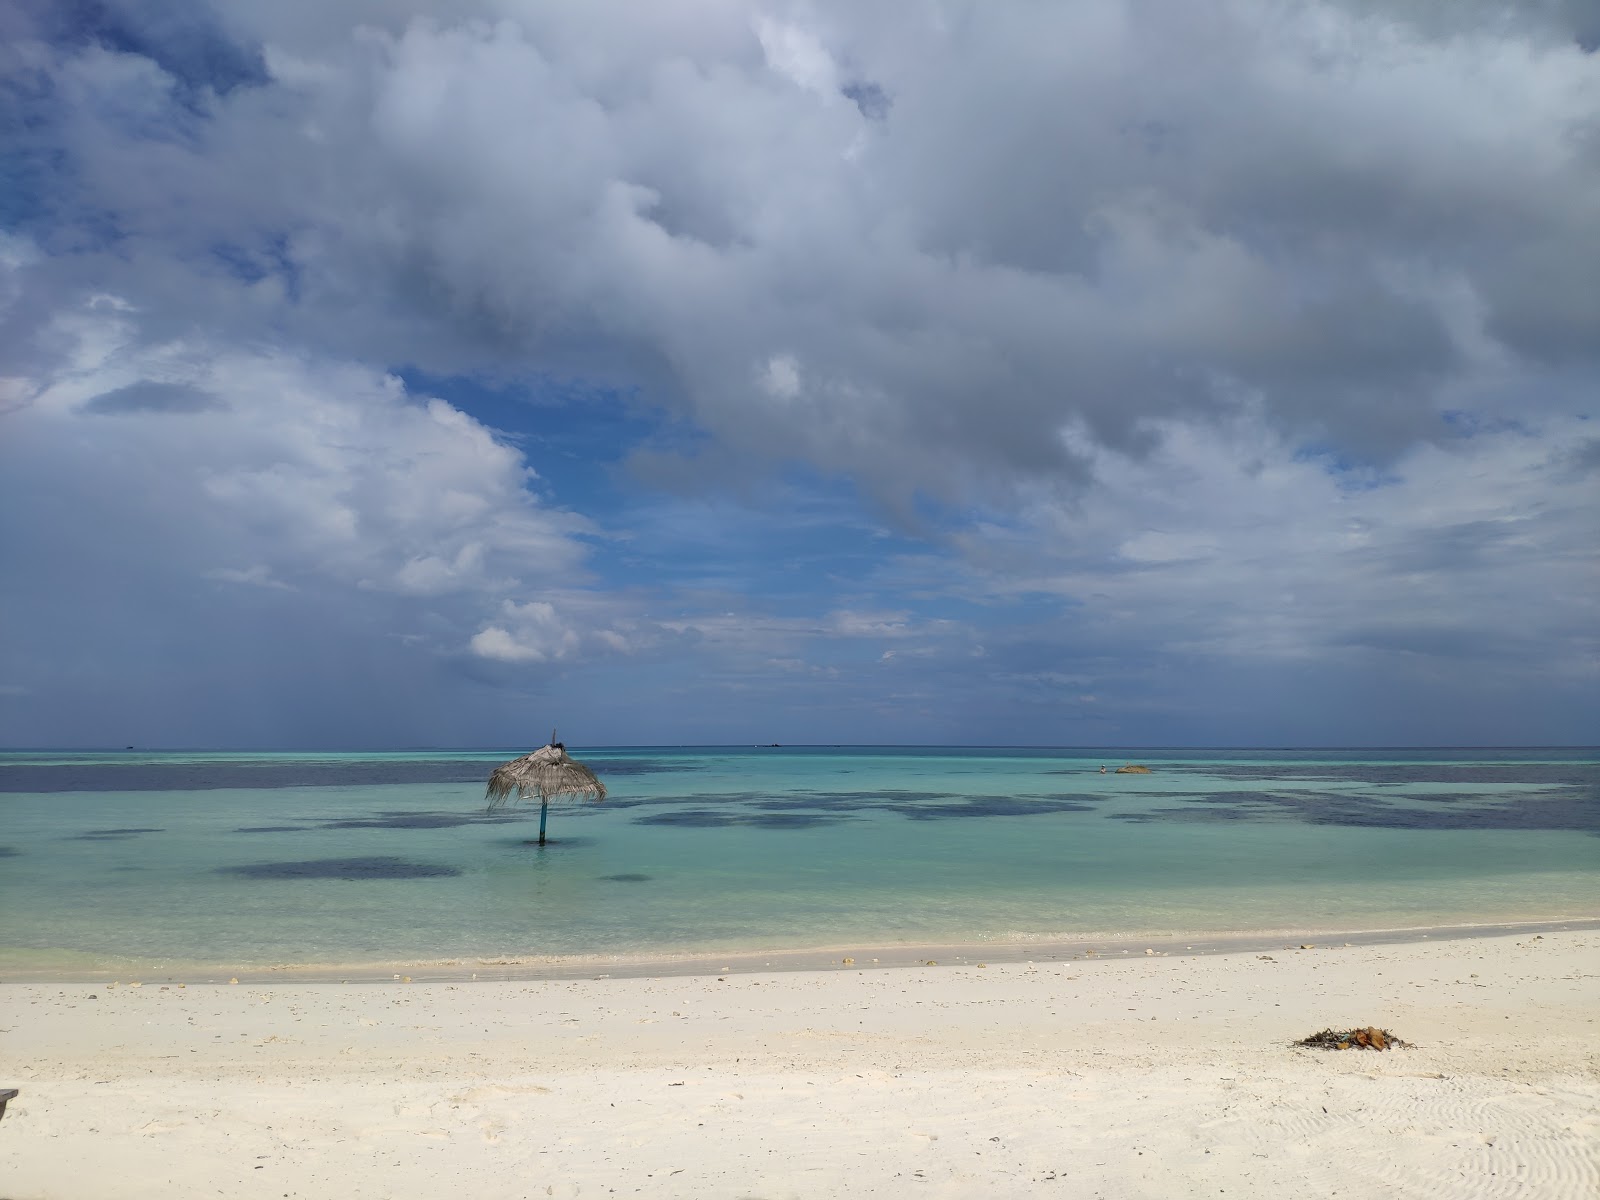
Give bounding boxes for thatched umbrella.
[485,733,607,846]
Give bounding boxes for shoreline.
[7,912,1597,984]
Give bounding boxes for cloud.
[2,1,1595,745]
[469,600,582,663]
[204,565,292,590]
[0,277,618,743]
[7,0,1593,510]
[828,610,912,638]
[83,380,224,413]
[657,608,924,652]
[754,16,838,95]
[759,354,801,402]
[907,406,1599,739]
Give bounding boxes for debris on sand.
[1297,1026,1412,1051]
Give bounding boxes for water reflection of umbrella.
[485,733,607,846]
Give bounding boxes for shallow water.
[1,747,1596,972]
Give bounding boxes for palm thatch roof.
[485,743,607,810]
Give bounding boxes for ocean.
[1,747,1596,976]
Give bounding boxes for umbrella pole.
[538,796,550,846]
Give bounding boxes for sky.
[1,0,1596,749]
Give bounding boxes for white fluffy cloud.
[470,600,583,663]
[8,288,590,604]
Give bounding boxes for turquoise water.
[1,747,1596,972]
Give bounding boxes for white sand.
[2,929,1596,1199]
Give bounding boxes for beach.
[10,3,1598,1195]
[3,748,1596,1195]
[2,927,1595,1198]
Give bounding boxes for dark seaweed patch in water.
[1118,792,1292,817]
[589,758,702,777]
[0,753,694,794]
[794,789,955,809]
[234,825,307,833]
[611,789,883,813]
[599,873,651,882]
[1137,790,1285,804]
[633,809,842,829]
[821,789,1104,819]
[603,790,771,811]
[0,760,505,792]
[891,795,1099,820]
[1110,787,1322,822]
[624,789,1106,823]
[1165,762,1598,788]
[747,812,838,828]
[1111,783,1600,832]
[1281,787,1600,832]
[632,809,735,826]
[1111,806,1266,823]
[320,810,521,830]
[89,827,164,834]
[0,845,17,857]
[67,827,166,839]
[220,856,461,880]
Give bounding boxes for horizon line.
[4,743,1598,754]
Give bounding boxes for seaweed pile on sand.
[1297,1026,1412,1051]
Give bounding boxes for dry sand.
[1,929,1596,1198]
